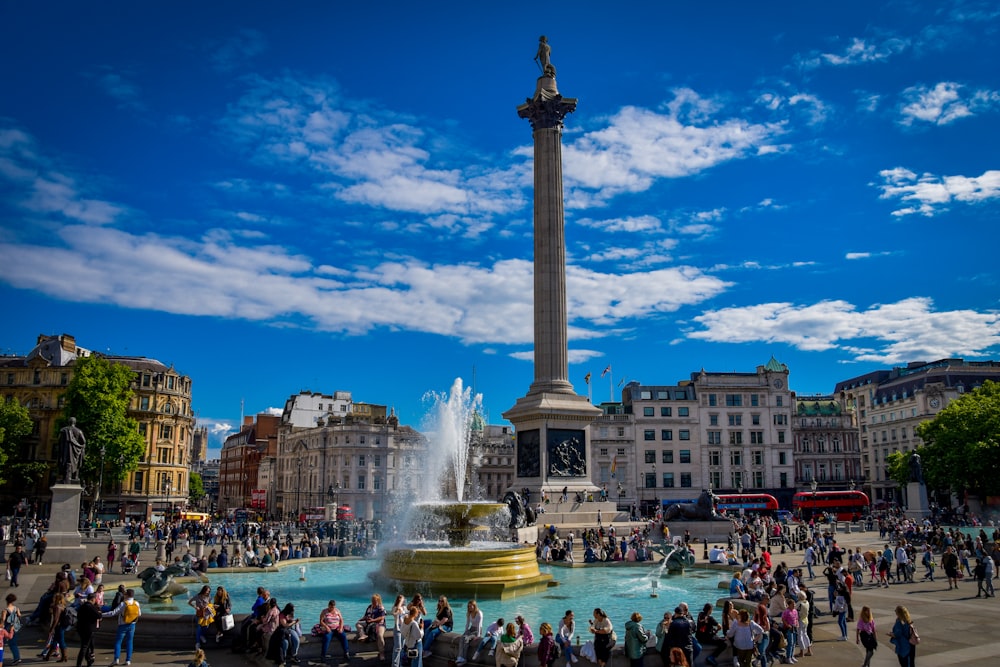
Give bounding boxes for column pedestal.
[904,482,930,520]
[44,484,86,564]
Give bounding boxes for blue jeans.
[405,645,423,667]
[114,622,136,662]
[784,629,796,662]
[476,634,498,654]
[282,630,301,658]
[423,624,451,650]
[756,634,769,667]
[322,630,350,658]
[837,612,847,638]
[5,631,19,661]
[555,635,574,660]
[392,626,404,667]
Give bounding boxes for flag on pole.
[610,455,617,478]
[585,372,592,385]
[601,365,611,378]
[618,378,625,387]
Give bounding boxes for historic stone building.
[274,391,427,521]
[219,413,279,514]
[0,333,194,521]
[590,401,635,508]
[468,419,515,502]
[836,358,1000,508]
[791,395,861,491]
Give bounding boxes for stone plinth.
[44,484,86,564]
[905,482,930,519]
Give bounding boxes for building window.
[662,450,674,464]
[656,390,669,400]
[645,473,656,488]
[707,431,721,445]
[678,407,689,417]
[374,455,381,467]
[778,431,786,443]
[142,374,151,387]
[774,414,787,425]
[728,414,742,426]
[731,471,743,488]
[617,427,625,437]
[600,448,608,456]
[358,475,366,490]
[159,424,173,440]
[709,450,721,466]
[140,396,150,411]
[643,407,654,417]
[373,476,382,490]
[167,375,175,390]
[776,396,783,407]
[640,391,652,400]
[710,471,721,488]
[754,470,765,488]
[662,472,675,488]
[750,394,759,407]
[5,373,13,385]
[708,394,717,406]
[133,471,144,493]
[644,450,656,464]
[617,448,627,455]
[679,449,691,463]
[359,454,366,466]
[709,414,718,426]
[779,472,788,488]
[138,423,147,437]
[730,450,743,466]
[729,431,743,445]
[660,407,672,417]
[661,429,673,441]
[752,449,763,465]
[750,431,764,444]
[680,473,692,487]
[60,372,68,386]
[725,394,742,407]
[752,414,760,425]
[644,430,655,441]
[778,452,787,465]
[679,430,690,440]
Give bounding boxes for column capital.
[517,76,577,130]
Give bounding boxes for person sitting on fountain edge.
[422,596,453,657]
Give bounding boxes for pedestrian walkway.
[7,528,999,666]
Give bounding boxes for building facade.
[275,391,427,521]
[219,413,279,513]
[837,359,1000,508]
[792,395,861,490]
[0,333,194,521]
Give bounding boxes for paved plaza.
[7,527,998,667]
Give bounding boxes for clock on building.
[773,379,783,389]
[929,397,940,409]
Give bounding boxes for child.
[189,647,209,667]
[0,623,14,665]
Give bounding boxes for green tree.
[916,380,1000,496]
[59,355,146,488]
[0,397,33,485]
[885,450,912,488]
[189,472,205,504]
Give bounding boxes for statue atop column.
[534,35,556,77]
[909,452,924,485]
[58,417,87,485]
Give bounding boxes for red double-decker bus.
[716,493,780,515]
[792,490,870,521]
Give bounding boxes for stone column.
[44,484,86,564]
[506,63,601,502]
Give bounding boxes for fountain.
[373,378,553,599]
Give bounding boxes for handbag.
[908,624,920,646]
[221,613,235,631]
[859,630,877,650]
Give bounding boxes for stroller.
[121,553,139,575]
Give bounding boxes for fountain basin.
[375,544,554,599]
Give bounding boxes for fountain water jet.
[374,378,553,599]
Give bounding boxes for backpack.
[59,607,73,629]
[123,600,140,624]
[3,609,20,633]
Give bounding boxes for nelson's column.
[504,37,602,502]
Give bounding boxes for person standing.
[6,546,27,588]
[623,613,649,667]
[780,598,799,665]
[1,593,22,665]
[888,605,917,667]
[941,546,960,590]
[102,588,141,665]
[663,607,694,667]
[41,592,70,661]
[389,595,407,667]
[188,585,214,649]
[402,606,425,667]
[588,608,613,667]
[725,610,763,667]
[74,592,102,667]
[855,606,877,667]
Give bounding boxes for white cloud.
[688,297,1000,363]
[562,91,782,203]
[845,251,893,260]
[899,82,1000,126]
[576,215,662,233]
[797,36,908,69]
[876,167,1000,216]
[223,75,524,227]
[0,127,124,225]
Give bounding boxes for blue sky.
[2,1,998,457]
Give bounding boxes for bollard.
[703,538,709,561]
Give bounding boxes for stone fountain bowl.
[417,501,507,547]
